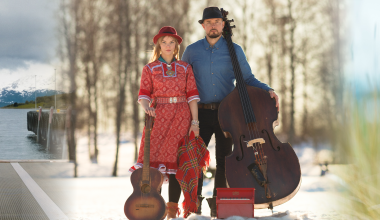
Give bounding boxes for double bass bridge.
[246,138,265,155]
[246,138,265,147]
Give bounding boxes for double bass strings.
[224,24,265,164]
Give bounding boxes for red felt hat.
[153,26,183,45]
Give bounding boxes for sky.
[0,0,59,91]
[348,0,380,93]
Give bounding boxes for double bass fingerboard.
[221,8,256,125]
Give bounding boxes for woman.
[129,26,200,219]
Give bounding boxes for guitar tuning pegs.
[228,19,234,23]
[231,25,236,28]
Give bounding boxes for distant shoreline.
[0,93,68,110]
[0,108,52,110]
[0,106,64,110]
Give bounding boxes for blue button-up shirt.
[182,37,272,104]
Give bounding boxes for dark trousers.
[168,174,181,203]
[197,109,233,196]
[160,174,181,202]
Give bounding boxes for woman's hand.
[189,124,199,137]
[144,107,156,117]
[188,100,199,137]
[139,99,156,117]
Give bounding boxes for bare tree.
[259,0,279,87]
[131,2,142,163]
[79,0,105,163]
[299,38,309,139]
[59,0,82,177]
[287,0,296,143]
[111,0,131,176]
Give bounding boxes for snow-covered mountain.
[0,89,64,107]
[1,74,56,92]
[0,75,64,107]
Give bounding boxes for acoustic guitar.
[124,115,167,220]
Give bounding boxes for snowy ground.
[55,132,347,219]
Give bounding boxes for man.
[181,7,279,217]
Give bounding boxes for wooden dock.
[27,107,67,157]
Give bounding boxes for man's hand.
[269,89,280,112]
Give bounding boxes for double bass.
[124,115,167,220]
[218,9,301,210]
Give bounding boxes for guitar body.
[125,168,167,220]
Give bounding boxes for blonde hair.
[149,36,180,63]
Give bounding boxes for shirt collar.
[158,56,176,64]
[203,36,224,50]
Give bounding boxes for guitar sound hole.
[141,184,151,193]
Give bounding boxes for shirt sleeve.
[181,46,191,64]
[185,64,200,103]
[138,65,153,102]
[235,45,272,91]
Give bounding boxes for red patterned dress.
[129,60,200,180]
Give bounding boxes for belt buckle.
[170,97,173,103]
[173,97,177,103]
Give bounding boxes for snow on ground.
[73,132,217,178]
[74,132,138,177]
[62,132,347,219]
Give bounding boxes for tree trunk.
[60,0,81,177]
[112,0,129,176]
[93,63,99,163]
[301,59,308,139]
[266,53,273,86]
[85,63,93,160]
[278,17,288,135]
[132,5,141,162]
[288,0,296,144]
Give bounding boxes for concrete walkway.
[0,162,70,220]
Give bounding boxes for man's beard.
[207,30,222,38]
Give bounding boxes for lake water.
[0,109,61,160]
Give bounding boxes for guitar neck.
[142,115,152,182]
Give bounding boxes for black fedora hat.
[198,7,223,24]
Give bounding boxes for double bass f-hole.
[237,135,245,161]
[262,129,280,151]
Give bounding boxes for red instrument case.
[216,188,255,219]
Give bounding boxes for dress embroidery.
[163,63,177,77]
[131,60,200,181]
